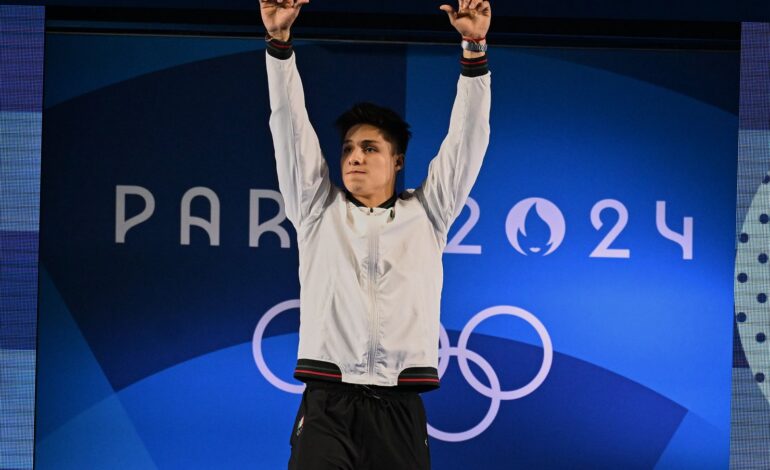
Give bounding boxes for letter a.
[181,187,220,246]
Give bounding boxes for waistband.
[305,380,418,400]
[294,358,441,393]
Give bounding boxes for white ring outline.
[427,346,501,442]
[457,305,553,400]
[252,299,305,394]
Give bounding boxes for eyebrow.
[342,139,381,146]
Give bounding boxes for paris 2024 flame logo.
[505,197,566,256]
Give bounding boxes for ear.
[395,154,405,172]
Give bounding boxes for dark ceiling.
[3,0,758,50]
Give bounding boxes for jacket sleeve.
[266,51,332,228]
[416,71,492,239]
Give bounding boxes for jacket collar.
[345,190,398,209]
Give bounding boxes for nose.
[348,148,364,165]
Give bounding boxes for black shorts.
[287,380,431,470]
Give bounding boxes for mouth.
[347,171,366,174]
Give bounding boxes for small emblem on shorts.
[424,438,428,447]
[296,415,304,437]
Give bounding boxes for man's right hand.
[260,0,309,41]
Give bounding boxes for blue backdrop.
[36,34,737,469]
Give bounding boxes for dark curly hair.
[334,102,412,156]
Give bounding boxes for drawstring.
[355,384,382,400]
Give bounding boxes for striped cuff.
[266,34,293,60]
[294,359,342,382]
[397,366,440,389]
[461,53,489,77]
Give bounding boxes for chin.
[344,182,365,194]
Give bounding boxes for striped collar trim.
[345,190,398,209]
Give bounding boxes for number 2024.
[445,198,693,260]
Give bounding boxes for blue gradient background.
[36,35,737,469]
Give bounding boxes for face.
[341,124,403,202]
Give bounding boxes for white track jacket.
[266,51,491,391]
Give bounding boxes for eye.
[365,146,377,153]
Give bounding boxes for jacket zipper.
[367,212,379,380]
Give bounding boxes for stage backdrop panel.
[732,22,770,469]
[36,33,737,469]
[0,5,44,470]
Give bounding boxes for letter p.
[115,185,155,243]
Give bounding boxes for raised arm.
[418,0,492,237]
[261,0,331,227]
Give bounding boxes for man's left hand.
[439,0,491,41]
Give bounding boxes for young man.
[260,1,491,468]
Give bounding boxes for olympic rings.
[252,301,553,442]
